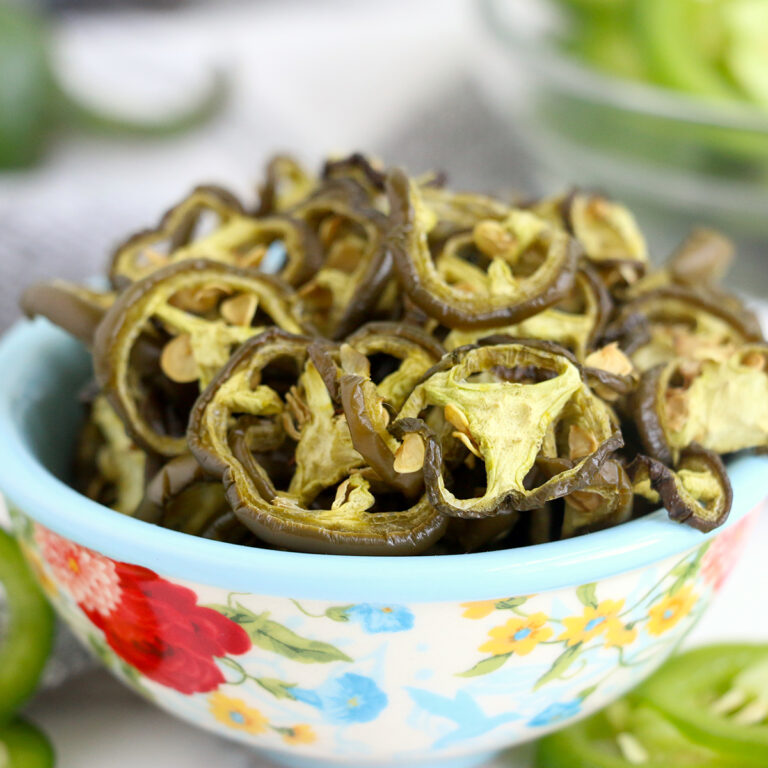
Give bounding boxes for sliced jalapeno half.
[0,718,55,768]
[635,644,768,764]
[0,528,55,723]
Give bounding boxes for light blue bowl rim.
[0,318,765,603]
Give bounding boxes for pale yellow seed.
[141,247,168,266]
[568,424,599,460]
[733,698,768,726]
[160,334,198,383]
[742,350,767,371]
[711,687,747,716]
[584,342,634,377]
[340,344,371,377]
[665,388,689,433]
[444,403,470,433]
[393,433,426,474]
[616,732,649,765]
[331,479,351,509]
[453,430,483,459]
[220,293,258,326]
[319,215,344,247]
[238,244,268,268]
[473,220,517,258]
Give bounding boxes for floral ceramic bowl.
[0,318,765,768]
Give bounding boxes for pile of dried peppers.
[22,154,768,555]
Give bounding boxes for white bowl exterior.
[12,506,758,766]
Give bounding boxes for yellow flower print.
[558,600,628,647]
[604,620,637,649]
[462,600,497,619]
[479,612,553,656]
[209,692,268,734]
[648,585,698,636]
[282,724,316,745]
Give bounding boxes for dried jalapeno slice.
[336,322,445,497]
[110,185,320,288]
[20,280,115,347]
[626,227,735,298]
[135,453,252,544]
[93,259,305,457]
[444,267,611,361]
[387,169,580,330]
[608,285,763,372]
[292,180,395,338]
[529,191,649,291]
[634,345,768,463]
[188,329,446,555]
[392,342,623,517]
[74,394,148,516]
[256,154,317,215]
[629,446,732,531]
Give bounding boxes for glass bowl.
[474,0,768,292]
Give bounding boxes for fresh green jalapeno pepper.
[631,0,738,102]
[535,696,750,767]
[94,259,306,457]
[634,644,768,763]
[0,718,55,768]
[0,2,225,170]
[188,329,446,555]
[387,170,581,330]
[0,529,55,724]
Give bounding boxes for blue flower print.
[346,603,414,633]
[408,688,520,749]
[293,673,387,724]
[528,699,582,727]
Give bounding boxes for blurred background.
[2,1,767,765]
[2,0,767,333]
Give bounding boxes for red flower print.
[37,527,251,694]
[35,526,121,616]
[701,508,760,592]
